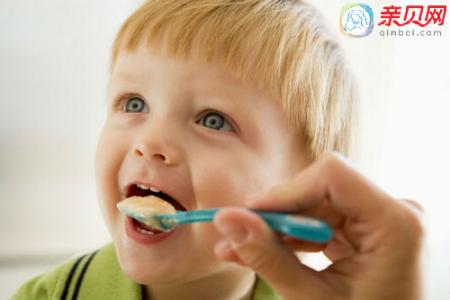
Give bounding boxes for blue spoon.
[125,208,333,243]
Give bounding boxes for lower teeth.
[136,226,156,235]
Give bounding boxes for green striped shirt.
[12,243,280,300]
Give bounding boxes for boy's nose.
[132,134,181,166]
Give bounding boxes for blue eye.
[124,97,148,113]
[200,112,233,132]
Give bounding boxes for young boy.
[13,1,423,299]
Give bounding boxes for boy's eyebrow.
[110,70,138,84]
[107,71,147,93]
[108,67,250,104]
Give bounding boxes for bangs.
[111,1,302,94]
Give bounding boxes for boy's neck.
[145,268,256,300]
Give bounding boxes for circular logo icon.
[340,3,374,37]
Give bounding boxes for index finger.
[246,153,394,221]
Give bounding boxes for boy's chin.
[119,257,175,284]
[116,247,217,285]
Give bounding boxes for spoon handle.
[158,208,333,243]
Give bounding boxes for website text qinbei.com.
[379,28,443,37]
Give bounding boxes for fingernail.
[216,222,248,247]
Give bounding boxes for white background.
[1,0,449,299]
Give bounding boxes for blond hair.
[110,0,358,159]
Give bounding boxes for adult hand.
[213,153,424,300]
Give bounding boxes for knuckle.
[319,152,350,194]
[407,207,426,237]
[408,215,426,247]
[320,152,347,175]
[403,198,425,213]
[242,245,277,273]
[397,199,426,244]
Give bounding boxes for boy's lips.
[123,181,188,212]
[125,216,177,245]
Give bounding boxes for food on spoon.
[117,195,176,230]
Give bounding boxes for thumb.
[213,207,323,298]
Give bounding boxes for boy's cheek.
[95,125,129,176]
[94,128,130,216]
[191,161,269,208]
[94,126,115,176]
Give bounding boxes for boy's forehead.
[112,46,214,83]
[109,43,267,99]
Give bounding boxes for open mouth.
[126,184,187,212]
[124,184,187,236]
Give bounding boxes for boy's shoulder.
[12,243,143,300]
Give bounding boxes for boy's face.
[95,42,310,284]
